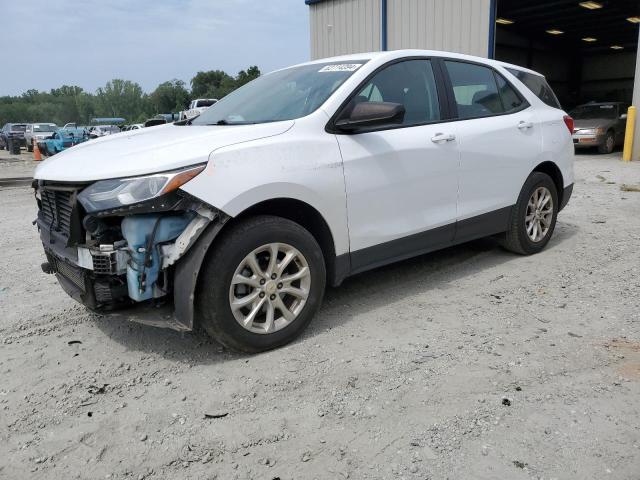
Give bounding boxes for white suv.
[33,50,574,352]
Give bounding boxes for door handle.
[517,121,534,130]
[431,133,456,143]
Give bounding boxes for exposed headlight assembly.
[78,164,206,213]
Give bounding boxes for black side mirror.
[335,101,405,132]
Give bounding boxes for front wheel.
[598,131,615,154]
[197,215,326,353]
[500,172,558,255]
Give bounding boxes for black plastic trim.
[560,183,573,211]
[350,223,455,275]
[347,206,513,277]
[454,206,513,244]
[173,213,230,330]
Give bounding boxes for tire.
[196,215,326,353]
[499,172,558,255]
[598,131,615,154]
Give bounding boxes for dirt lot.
[1,149,640,480]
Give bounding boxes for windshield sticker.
[318,64,363,73]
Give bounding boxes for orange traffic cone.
[33,140,42,161]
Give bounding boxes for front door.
[335,59,459,273]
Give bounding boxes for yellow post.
[622,106,636,162]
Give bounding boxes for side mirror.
[620,113,628,120]
[335,101,405,132]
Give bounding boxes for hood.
[573,118,614,129]
[34,121,294,182]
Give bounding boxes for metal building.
[305,0,640,159]
[308,0,492,59]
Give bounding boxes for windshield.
[192,61,367,125]
[570,104,617,120]
[33,124,57,132]
[11,124,27,132]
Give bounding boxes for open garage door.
[495,0,639,110]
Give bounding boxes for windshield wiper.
[209,119,229,125]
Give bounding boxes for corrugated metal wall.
[309,0,381,59]
[386,0,491,57]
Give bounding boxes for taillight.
[563,115,574,134]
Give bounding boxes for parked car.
[88,125,121,138]
[38,128,89,156]
[24,123,58,152]
[570,102,628,154]
[33,50,573,352]
[1,123,28,150]
[180,99,218,120]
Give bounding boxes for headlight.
[78,164,206,213]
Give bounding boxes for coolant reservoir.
[121,213,195,302]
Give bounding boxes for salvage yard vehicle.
[1,123,28,150]
[33,50,574,352]
[39,128,89,156]
[570,102,628,154]
[24,123,58,152]
[88,125,120,138]
[180,98,218,120]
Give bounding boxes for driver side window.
[352,60,441,127]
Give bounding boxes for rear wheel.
[598,131,615,154]
[500,172,558,255]
[197,215,326,353]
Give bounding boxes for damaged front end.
[33,164,227,331]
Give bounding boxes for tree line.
[0,66,261,126]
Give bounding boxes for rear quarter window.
[506,68,561,109]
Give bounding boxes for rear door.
[439,60,543,241]
[334,58,459,272]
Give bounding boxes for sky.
[0,0,311,96]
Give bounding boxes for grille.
[94,282,113,303]
[47,253,86,292]
[40,189,75,238]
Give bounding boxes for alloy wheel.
[525,186,554,242]
[229,243,311,334]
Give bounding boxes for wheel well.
[233,198,340,284]
[533,161,564,203]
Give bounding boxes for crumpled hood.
[34,121,294,181]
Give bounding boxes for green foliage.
[149,79,190,114]
[0,66,261,125]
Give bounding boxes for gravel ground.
[1,151,639,480]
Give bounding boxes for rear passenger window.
[445,61,505,119]
[506,68,561,109]
[495,73,525,112]
[352,59,441,126]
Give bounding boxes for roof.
[304,0,326,4]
